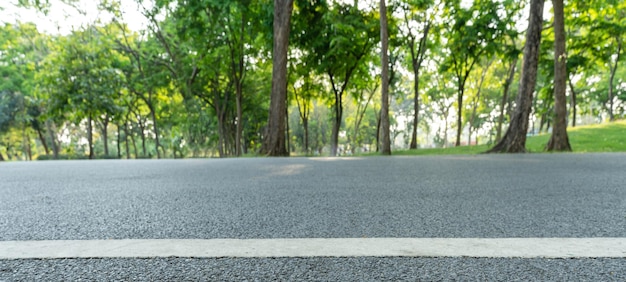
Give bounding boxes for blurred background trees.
[0,0,624,159]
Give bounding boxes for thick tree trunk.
[486,0,544,153]
[379,0,391,155]
[262,0,293,156]
[545,0,571,152]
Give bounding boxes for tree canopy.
[1,0,624,160]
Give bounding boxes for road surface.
[1,154,625,280]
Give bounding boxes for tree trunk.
[375,108,381,152]
[102,116,110,156]
[88,114,95,159]
[234,13,246,157]
[608,40,621,121]
[139,120,147,157]
[486,0,544,153]
[148,103,162,159]
[455,85,465,147]
[293,85,311,154]
[545,0,571,152]
[235,84,243,156]
[496,57,518,142]
[303,118,309,154]
[286,104,290,154]
[379,0,391,155]
[117,125,122,159]
[36,128,50,156]
[330,99,342,156]
[568,75,577,127]
[130,129,138,159]
[46,120,59,159]
[22,128,32,161]
[408,21,430,150]
[124,122,131,159]
[409,69,420,149]
[262,0,293,156]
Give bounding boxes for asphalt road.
[1,153,625,280]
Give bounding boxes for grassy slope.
[391,120,626,156]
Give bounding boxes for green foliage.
[3,0,625,160]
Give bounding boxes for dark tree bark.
[379,0,391,155]
[486,0,544,153]
[262,0,294,156]
[545,0,571,152]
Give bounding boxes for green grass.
[390,120,626,156]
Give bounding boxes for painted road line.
[1,238,625,259]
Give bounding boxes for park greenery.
[0,0,625,160]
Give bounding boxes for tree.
[487,0,545,153]
[400,0,439,149]
[41,26,124,159]
[545,0,571,151]
[262,0,294,156]
[292,1,378,156]
[379,0,391,155]
[581,0,626,121]
[441,0,512,147]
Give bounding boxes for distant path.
[1,154,625,280]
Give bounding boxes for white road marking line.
[1,238,625,259]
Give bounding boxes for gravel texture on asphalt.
[1,257,625,281]
[1,154,625,240]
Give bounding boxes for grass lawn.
[390,119,626,156]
